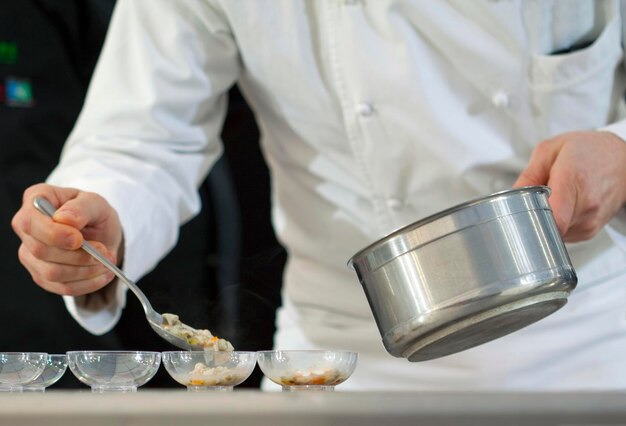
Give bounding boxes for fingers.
[14,184,83,247]
[17,235,116,296]
[24,208,83,250]
[514,138,574,236]
[513,139,563,189]
[19,232,96,266]
[12,183,122,297]
[53,193,113,231]
[18,240,115,296]
[19,243,114,296]
[514,131,626,242]
[543,164,578,240]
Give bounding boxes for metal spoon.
[33,196,203,351]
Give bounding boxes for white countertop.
[1,390,625,426]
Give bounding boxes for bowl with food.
[66,351,161,393]
[257,350,358,391]
[162,351,257,391]
[23,354,67,392]
[0,352,48,392]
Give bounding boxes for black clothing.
[0,0,120,388]
[0,0,283,389]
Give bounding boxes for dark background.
[0,0,284,389]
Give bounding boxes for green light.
[0,41,18,64]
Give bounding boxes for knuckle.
[571,220,602,241]
[585,217,603,237]
[31,274,48,288]
[29,241,49,259]
[22,184,42,201]
[17,244,29,265]
[586,197,602,215]
[41,263,63,282]
[13,212,31,236]
[10,213,21,234]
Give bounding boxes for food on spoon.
[279,367,347,386]
[162,313,234,351]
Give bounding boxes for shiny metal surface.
[349,186,577,361]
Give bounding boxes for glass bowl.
[257,350,358,391]
[0,352,48,392]
[23,354,68,392]
[67,351,161,393]
[162,351,257,391]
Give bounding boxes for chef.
[12,0,626,390]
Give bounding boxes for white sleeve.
[47,0,240,334]
[597,4,626,250]
[61,282,126,336]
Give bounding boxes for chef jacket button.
[491,90,510,108]
[356,102,374,117]
[387,198,403,211]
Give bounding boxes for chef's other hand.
[11,183,123,296]
[514,130,626,242]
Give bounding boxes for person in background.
[11,1,626,390]
[0,0,121,388]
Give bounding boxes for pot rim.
[347,185,551,271]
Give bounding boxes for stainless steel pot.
[348,186,577,362]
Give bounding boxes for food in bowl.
[278,367,348,386]
[257,350,358,391]
[162,351,257,391]
[185,363,247,387]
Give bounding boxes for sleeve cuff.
[606,207,626,251]
[62,280,127,335]
[600,119,626,143]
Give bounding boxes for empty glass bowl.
[257,350,358,391]
[0,352,48,392]
[67,351,161,393]
[162,351,257,391]
[23,354,68,392]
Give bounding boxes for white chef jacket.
[48,0,626,390]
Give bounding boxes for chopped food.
[182,362,246,387]
[162,313,234,351]
[279,367,347,386]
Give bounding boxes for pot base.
[404,291,569,362]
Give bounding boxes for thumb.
[53,191,122,255]
[53,192,109,231]
[513,140,562,188]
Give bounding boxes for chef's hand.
[514,130,626,242]
[11,183,122,296]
